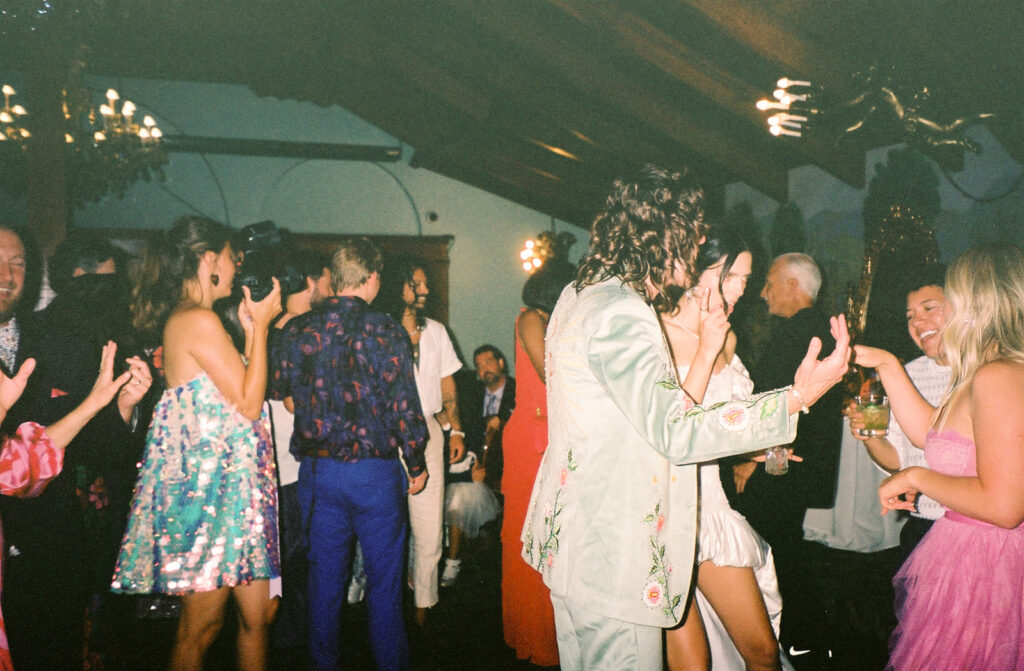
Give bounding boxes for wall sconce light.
[519,229,576,273]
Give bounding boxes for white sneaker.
[440,559,461,587]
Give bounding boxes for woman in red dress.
[500,260,575,667]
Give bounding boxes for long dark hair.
[693,224,752,310]
[378,255,427,329]
[131,216,233,342]
[575,164,706,312]
[523,258,576,314]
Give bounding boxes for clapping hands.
[0,358,37,423]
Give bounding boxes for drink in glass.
[857,394,890,436]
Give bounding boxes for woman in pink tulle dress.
[0,343,141,671]
[856,244,1024,671]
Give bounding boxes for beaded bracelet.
[789,386,810,414]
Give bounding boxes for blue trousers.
[299,457,409,671]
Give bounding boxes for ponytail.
[130,216,232,342]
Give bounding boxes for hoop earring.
[211,273,220,287]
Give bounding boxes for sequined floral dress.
[112,372,279,594]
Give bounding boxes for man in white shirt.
[849,265,951,564]
[381,257,465,626]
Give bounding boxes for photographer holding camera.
[112,216,282,671]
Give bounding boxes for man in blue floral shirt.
[272,237,427,671]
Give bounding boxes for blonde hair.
[935,243,1024,427]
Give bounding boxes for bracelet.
[449,429,466,438]
[789,386,810,415]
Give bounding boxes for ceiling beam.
[454,1,789,201]
[674,0,866,189]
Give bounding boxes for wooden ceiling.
[4,1,1023,226]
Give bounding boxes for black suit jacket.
[729,307,844,539]
[454,372,515,487]
[0,313,133,598]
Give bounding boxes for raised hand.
[791,314,851,409]
[852,344,899,372]
[44,342,133,451]
[116,356,154,422]
[0,358,36,419]
[87,342,134,412]
[695,286,730,359]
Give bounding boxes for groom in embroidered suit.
[520,165,852,670]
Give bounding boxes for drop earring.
[211,273,220,287]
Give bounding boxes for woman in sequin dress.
[111,217,282,671]
[857,244,1024,671]
[0,343,142,671]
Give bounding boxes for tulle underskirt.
[445,482,501,538]
[887,513,1024,671]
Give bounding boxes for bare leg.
[168,588,231,671]
[448,524,464,560]
[697,562,781,671]
[665,595,710,671]
[234,580,274,671]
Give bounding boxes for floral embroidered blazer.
[521,280,798,627]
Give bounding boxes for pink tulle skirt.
[887,511,1024,671]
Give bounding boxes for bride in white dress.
[662,227,793,671]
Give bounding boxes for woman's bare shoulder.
[166,306,220,333]
[972,358,1024,396]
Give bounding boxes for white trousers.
[407,414,444,608]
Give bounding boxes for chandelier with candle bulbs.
[0,65,167,206]
[0,85,31,144]
[755,66,995,170]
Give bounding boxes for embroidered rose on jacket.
[641,501,680,619]
[533,448,578,572]
[643,580,664,608]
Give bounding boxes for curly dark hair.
[575,164,706,312]
[378,255,427,329]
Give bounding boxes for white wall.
[48,77,588,366]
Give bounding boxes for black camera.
[235,221,307,301]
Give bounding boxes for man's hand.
[0,357,35,419]
[733,461,757,493]
[408,471,428,495]
[448,433,466,463]
[790,314,852,411]
[116,356,153,423]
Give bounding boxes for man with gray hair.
[730,251,844,668]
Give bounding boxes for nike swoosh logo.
[788,646,811,656]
